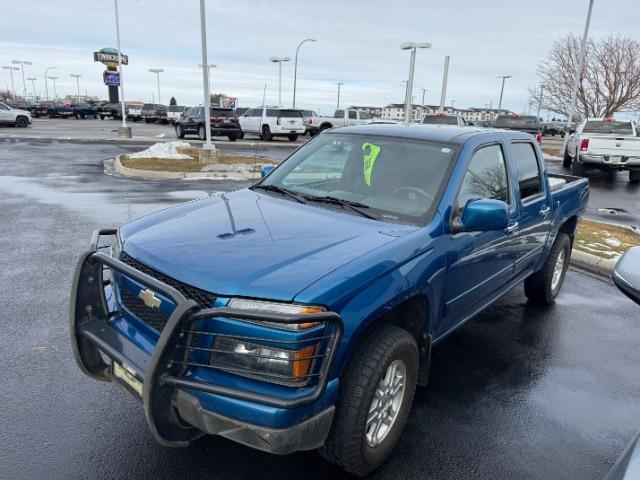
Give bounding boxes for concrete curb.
[570,249,617,277]
[111,154,262,181]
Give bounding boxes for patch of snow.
[604,238,622,247]
[128,141,192,160]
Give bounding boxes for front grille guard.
[71,229,343,446]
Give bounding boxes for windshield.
[583,121,633,135]
[259,134,457,224]
[494,116,538,129]
[423,115,459,125]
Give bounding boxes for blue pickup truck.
[71,124,589,476]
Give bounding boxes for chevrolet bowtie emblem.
[138,288,161,309]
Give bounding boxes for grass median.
[120,154,269,172]
[574,219,640,260]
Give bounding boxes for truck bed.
[548,173,589,224]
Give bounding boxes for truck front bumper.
[70,229,343,450]
[580,154,640,168]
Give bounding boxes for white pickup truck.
[316,109,373,132]
[564,118,640,183]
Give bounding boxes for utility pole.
[336,81,343,110]
[562,0,595,155]
[199,0,213,149]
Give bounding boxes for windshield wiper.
[252,184,307,203]
[303,195,377,219]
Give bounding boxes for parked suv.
[239,106,305,141]
[0,101,32,127]
[175,106,242,141]
[167,105,187,124]
[141,104,168,123]
[494,114,541,142]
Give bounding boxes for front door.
[508,141,552,275]
[441,143,520,335]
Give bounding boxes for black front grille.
[118,252,216,332]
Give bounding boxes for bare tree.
[530,34,640,119]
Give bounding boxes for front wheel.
[524,232,571,304]
[15,116,29,128]
[319,324,418,477]
[227,135,237,142]
[261,125,273,141]
[287,134,298,141]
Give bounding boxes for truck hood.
[119,189,417,301]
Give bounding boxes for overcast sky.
[0,0,634,115]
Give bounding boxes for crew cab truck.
[71,124,588,476]
[316,108,373,131]
[564,118,640,183]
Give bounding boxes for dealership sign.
[93,48,128,66]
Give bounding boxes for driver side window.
[458,144,509,210]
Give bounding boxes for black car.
[141,103,168,123]
[175,106,242,141]
[494,114,541,142]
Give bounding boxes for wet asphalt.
[1,138,640,480]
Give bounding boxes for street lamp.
[269,56,290,106]
[148,69,164,105]
[26,77,36,98]
[496,75,512,114]
[401,42,431,124]
[2,66,19,98]
[12,59,32,97]
[43,66,56,101]
[292,38,316,108]
[47,75,58,99]
[70,74,82,97]
[198,0,213,149]
[198,63,217,102]
[114,0,130,136]
[335,81,344,110]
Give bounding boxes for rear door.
[508,141,553,275]
[442,142,520,331]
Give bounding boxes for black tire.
[145,119,152,123]
[563,149,572,169]
[261,125,273,141]
[227,135,237,142]
[319,324,419,477]
[524,233,571,304]
[238,132,244,140]
[319,123,332,132]
[629,170,640,184]
[176,125,185,139]
[309,129,318,137]
[287,134,298,141]
[570,157,585,177]
[15,116,29,128]
[198,124,206,141]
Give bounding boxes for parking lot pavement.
[0,117,309,146]
[1,138,640,479]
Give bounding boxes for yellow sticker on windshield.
[362,143,381,186]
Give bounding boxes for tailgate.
[587,136,640,157]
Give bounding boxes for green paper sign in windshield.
[362,143,381,186]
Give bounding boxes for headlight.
[211,337,317,385]
[227,298,325,330]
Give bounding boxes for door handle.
[539,206,551,217]
[505,222,519,234]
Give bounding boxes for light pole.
[292,38,316,108]
[198,0,213,149]
[70,74,82,98]
[401,42,431,124]
[198,63,217,102]
[562,0,595,155]
[335,81,344,110]
[421,88,426,106]
[269,57,290,106]
[12,59,32,97]
[496,75,512,115]
[43,67,56,101]
[48,75,58,99]
[439,55,450,113]
[148,69,163,105]
[26,77,36,98]
[114,0,130,136]
[536,85,545,120]
[2,66,19,98]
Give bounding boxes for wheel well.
[559,216,578,246]
[320,122,333,130]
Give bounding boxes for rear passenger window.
[458,144,509,209]
[511,142,542,200]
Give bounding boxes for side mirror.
[612,247,640,305]
[452,199,509,233]
[261,164,275,178]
